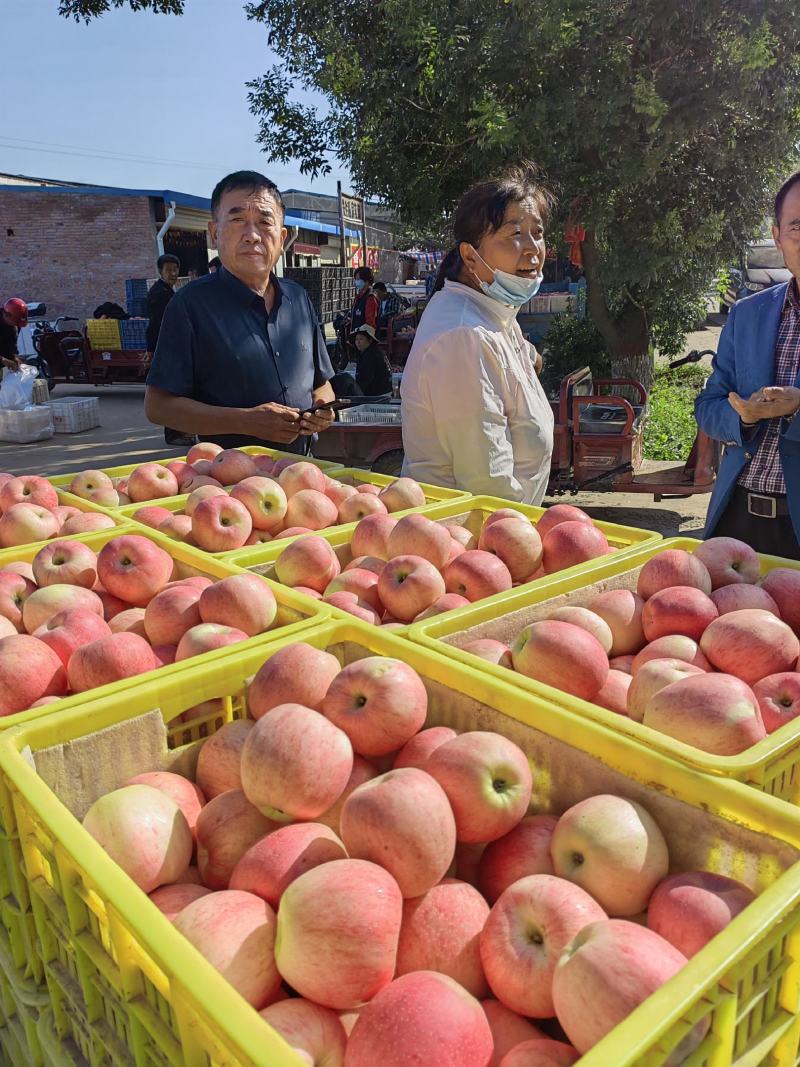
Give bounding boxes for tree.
[64,0,800,378]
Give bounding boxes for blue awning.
[286,214,359,239]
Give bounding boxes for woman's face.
[460,198,546,286]
[354,333,371,351]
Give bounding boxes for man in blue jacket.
[696,171,800,558]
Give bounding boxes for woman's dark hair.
[431,162,555,295]
[354,266,374,285]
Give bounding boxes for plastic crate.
[84,320,121,350]
[337,404,401,425]
[47,397,100,434]
[119,320,149,352]
[3,621,800,1066]
[409,535,800,802]
[0,917,49,1065]
[0,406,53,444]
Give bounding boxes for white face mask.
[470,247,543,307]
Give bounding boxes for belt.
[734,485,790,519]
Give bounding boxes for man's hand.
[299,407,336,435]
[246,402,302,444]
[729,387,800,424]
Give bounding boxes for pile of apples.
[66,444,433,553]
[81,641,754,1065]
[463,536,800,757]
[0,532,279,715]
[0,473,116,548]
[269,503,616,626]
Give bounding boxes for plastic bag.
[0,365,38,411]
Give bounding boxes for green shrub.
[539,315,611,398]
[643,363,711,461]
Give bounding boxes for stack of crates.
[119,318,149,351]
[85,318,121,350]
[124,278,148,317]
[285,266,354,323]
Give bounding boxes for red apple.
[499,1039,580,1066]
[478,815,558,904]
[248,642,341,719]
[62,513,116,535]
[285,488,339,531]
[641,585,718,642]
[636,549,712,599]
[126,770,205,838]
[32,540,98,588]
[647,870,755,958]
[97,534,174,607]
[187,442,223,464]
[478,518,543,583]
[209,449,258,485]
[0,633,68,714]
[387,514,452,569]
[413,593,471,622]
[127,462,180,502]
[760,568,800,633]
[324,568,382,613]
[0,571,35,630]
[443,550,513,602]
[108,607,147,637]
[68,631,159,692]
[198,573,277,636]
[351,513,398,561]
[274,535,341,593]
[693,536,761,588]
[0,503,59,547]
[277,460,327,496]
[34,608,112,667]
[323,590,382,624]
[546,606,613,654]
[229,476,288,531]
[316,755,380,836]
[710,583,780,617]
[627,658,706,722]
[593,670,632,715]
[462,639,514,668]
[0,474,58,511]
[259,999,348,1067]
[195,789,277,889]
[23,583,104,633]
[541,522,608,574]
[230,822,347,907]
[66,469,112,500]
[482,999,547,1067]
[752,672,800,733]
[191,495,253,551]
[338,494,388,523]
[195,719,254,798]
[586,589,646,656]
[630,635,711,674]
[511,620,609,700]
[143,584,202,646]
[378,477,427,512]
[643,672,766,754]
[149,883,211,922]
[378,555,446,621]
[535,505,592,540]
[699,608,799,684]
[608,654,635,674]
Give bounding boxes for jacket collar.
[443,279,520,327]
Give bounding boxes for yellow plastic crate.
[409,535,800,803]
[2,621,800,1066]
[85,320,121,350]
[0,917,49,1067]
[0,492,127,551]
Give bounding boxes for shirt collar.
[443,279,519,326]
[785,278,800,312]
[218,265,284,311]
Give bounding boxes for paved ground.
[1,322,721,538]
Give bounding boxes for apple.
[316,755,380,836]
[181,486,225,520]
[195,719,255,798]
[87,486,120,507]
[0,503,60,547]
[97,534,174,607]
[231,822,347,908]
[165,460,192,483]
[693,536,761,588]
[341,768,456,897]
[326,481,358,508]
[478,518,543,583]
[608,654,635,674]
[143,584,202,646]
[278,460,327,496]
[108,607,147,637]
[499,1039,580,1067]
[126,770,206,838]
[273,526,313,540]
[83,783,192,892]
[443,550,513,602]
[478,815,558,904]
[710,583,780,617]
[259,999,348,1067]
[274,858,403,1009]
[700,608,799,684]
[546,606,613,654]
[0,616,17,639]
[323,591,382,624]
[94,588,128,621]
[445,539,466,564]
[641,585,718,642]
[480,873,607,1018]
[387,514,451,569]
[345,970,493,1067]
[448,525,479,550]
[378,555,446,622]
[636,549,712,599]
[511,620,609,700]
[462,639,514,668]
[631,635,712,674]
[175,623,249,661]
[541,522,608,575]
[198,573,277,637]
[324,568,382,613]
[244,529,274,546]
[550,795,669,916]
[67,469,113,500]
[0,571,34,629]
[644,672,766,755]
[209,449,258,485]
[22,584,104,633]
[338,494,388,523]
[174,890,280,1009]
[181,474,224,494]
[393,727,458,772]
[760,569,800,633]
[426,731,532,844]
[61,513,116,534]
[395,877,489,997]
[274,535,341,593]
[321,656,428,757]
[50,505,79,529]
[149,883,211,922]
[241,702,353,821]
[229,476,288,531]
[127,463,180,502]
[482,1001,547,1067]
[0,474,59,511]
[351,513,398,560]
[552,920,701,1056]
[585,589,645,656]
[191,495,253,552]
[248,642,341,719]
[413,593,471,621]
[753,672,800,733]
[187,442,223,464]
[593,670,633,715]
[648,870,756,959]
[0,634,68,714]
[131,505,173,529]
[627,658,706,722]
[285,489,339,531]
[356,483,381,495]
[0,560,34,581]
[535,505,593,540]
[68,631,159,692]
[195,789,277,889]
[34,608,112,667]
[378,477,427,512]
[157,514,193,542]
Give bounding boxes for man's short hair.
[211,171,285,219]
[775,170,800,225]
[157,253,180,272]
[373,281,388,292]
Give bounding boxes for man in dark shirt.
[145,171,335,450]
[145,254,180,354]
[0,298,26,371]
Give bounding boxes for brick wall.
[0,190,158,319]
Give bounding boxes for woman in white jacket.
[401,165,555,504]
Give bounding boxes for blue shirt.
[146,266,334,449]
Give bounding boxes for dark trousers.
[710,485,800,560]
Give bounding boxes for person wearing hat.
[353,323,392,397]
[0,298,27,371]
